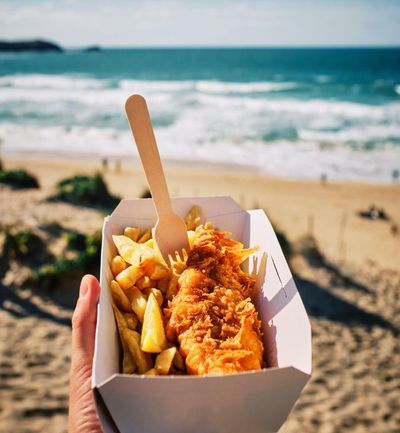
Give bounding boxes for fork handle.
[125,95,173,218]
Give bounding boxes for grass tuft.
[63,229,87,251]
[31,230,101,289]
[3,229,43,259]
[0,169,39,189]
[55,173,119,208]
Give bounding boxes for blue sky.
[1,0,400,47]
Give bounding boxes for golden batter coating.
[165,225,264,375]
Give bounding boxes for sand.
[5,157,399,271]
[1,157,399,433]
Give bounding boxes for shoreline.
[4,153,400,187]
[3,152,264,179]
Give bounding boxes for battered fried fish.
[165,225,264,375]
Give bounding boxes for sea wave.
[0,74,300,94]
[315,75,332,84]
[194,80,299,93]
[1,87,399,150]
[1,80,399,123]
[1,122,399,183]
[1,73,399,182]
[120,78,299,94]
[299,124,400,146]
[0,74,108,90]
[4,73,399,98]
[196,93,400,120]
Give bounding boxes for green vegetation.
[3,229,43,259]
[31,230,101,289]
[0,169,39,189]
[55,173,118,208]
[1,223,102,290]
[63,229,86,251]
[38,222,64,237]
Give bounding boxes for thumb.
[71,275,100,362]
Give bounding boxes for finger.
[69,275,103,433]
[71,274,101,359]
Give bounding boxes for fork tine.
[175,248,188,263]
[168,253,175,266]
[167,248,189,268]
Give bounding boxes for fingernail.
[80,276,89,298]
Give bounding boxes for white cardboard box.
[92,196,312,433]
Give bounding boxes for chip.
[122,312,138,330]
[129,287,148,323]
[143,287,163,306]
[155,347,177,375]
[115,265,144,290]
[121,328,152,374]
[136,275,153,290]
[124,227,141,242]
[110,280,131,312]
[111,255,128,277]
[140,293,167,353]
[138,229,152,243]
[185,205,202,231]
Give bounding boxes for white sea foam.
[1,121,399,183]
[0,74,299,95]
[0,74,109,90]
[0,122,132,158]
[195,81,299,93]
[315,75,331,84]
[0,85,129,107]
[3,87,399,128]
[120,80,194,92]
[1,73,399,182]
[299,124,400,145]
[1,74,398,121]
[197,93,400,120]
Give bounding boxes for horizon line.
[65,44,400,49]
[1,38,400,50]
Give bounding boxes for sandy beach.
[1,156,399,433]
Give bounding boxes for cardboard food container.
[92,196,312,433]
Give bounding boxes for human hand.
[68,275,103,433]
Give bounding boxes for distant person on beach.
[69,275,103,433]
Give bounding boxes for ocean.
[0,48,399,182]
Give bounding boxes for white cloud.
[0,0,399,46]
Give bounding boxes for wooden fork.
[125,94,189,264]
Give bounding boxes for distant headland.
[0,39,63,53]
[84,45,102,52]
[0,40,104,53]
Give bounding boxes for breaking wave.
[0,72,399,182]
